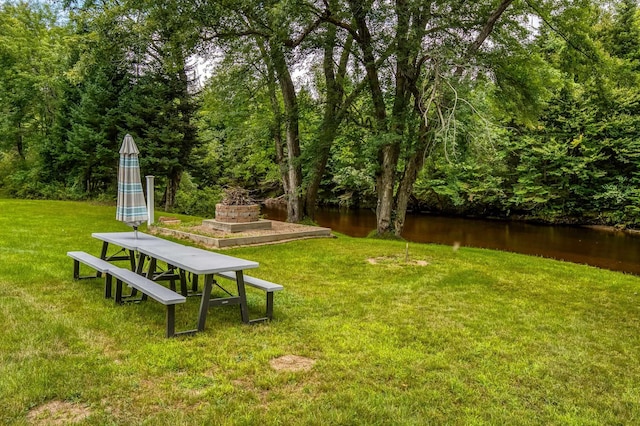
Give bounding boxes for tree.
[194,64,281,193]
[320,0,525,235]
[304,0,363,219]
[195,0,322,222]
[603,0,640,68]
[501,0,640,225]
[0,2,68,161]
[42,0,139,195]
[0,2,74,197]
[54,0,201,207]
[123,0,202,210]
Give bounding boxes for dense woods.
[1,0,639,233]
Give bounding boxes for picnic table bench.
[108,266,187,338]
[67,251,115,298]
[68,250,188,337]
[217,271,283,322]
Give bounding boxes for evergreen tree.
[0,2,71,196]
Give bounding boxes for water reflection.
[263,207,640,275]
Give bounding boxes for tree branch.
[285,17,324,48]
[455,0,515,76]
[319,7,362,44]
[210,28,271,40]
[522,0,598,61]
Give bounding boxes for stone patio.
[150,220,333,248]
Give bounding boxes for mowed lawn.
[1,199,639,425]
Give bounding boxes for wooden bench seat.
[107,267,187,338]
[217,271,283,323]
[67,251,116,298]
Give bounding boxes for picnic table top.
[92,231,259,275]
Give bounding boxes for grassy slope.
[0,199,639,425]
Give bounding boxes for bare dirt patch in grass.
[367,256,429,266]
[27,400,91,425]
[270,355,316,372]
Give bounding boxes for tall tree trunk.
[305,21,353,219]
[270,40,303,222]
[396,0,516,235]
[163,52,195,211]
[358,0,413,236]
[384,0,417,236]
[394,121,431,233]
[305,121,336,219]
[257,40,289,197]
[272,104,289,197]
[164,171,181,211]
[16,122,25,160]
[349,0,397,235]
[376,144,401,234]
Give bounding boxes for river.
[263,207,640,276]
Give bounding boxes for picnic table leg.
[104,274,113,299]
[99,241,108,260]
[192,274,199,293]
[235,271,250,324]
[197,274,214,331]
[129,249,137,271]
[166,305,176,338]
[136,253,146,275]
[114,278,123,304]
[178,269,189,296]
[128,254,145,299]
[166,264,184,295]
[266,292,274,320]
[97,242,109,278]
[73,259,80,280]
[138,255,155,301]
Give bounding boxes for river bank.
[263,206,640,275]
[583,224,640,235]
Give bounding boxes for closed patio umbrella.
[116,134,148,237]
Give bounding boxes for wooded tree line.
[1,0,639,234]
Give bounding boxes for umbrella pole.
[134,226,138,239]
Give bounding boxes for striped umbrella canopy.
[116,134,148,233]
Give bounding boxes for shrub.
[172,173,222,217]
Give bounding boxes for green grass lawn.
[1,199,639,425]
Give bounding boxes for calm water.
[263,207,640,275]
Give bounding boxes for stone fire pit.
[214,203,261,223]
[204,187,273,233]
[206,204,272,232]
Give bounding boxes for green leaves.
[0,2,68,155]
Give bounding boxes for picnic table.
[91,232,259,334]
